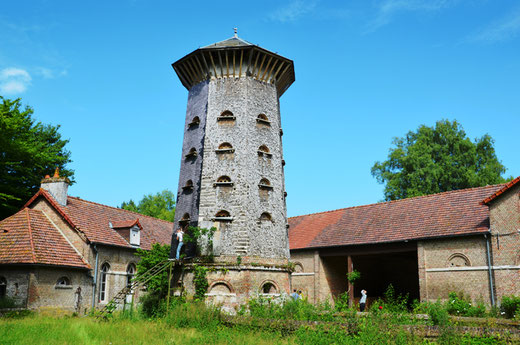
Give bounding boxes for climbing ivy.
[192,264,209,301]
[184,226,217,258]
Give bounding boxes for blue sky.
[1,0,519,217]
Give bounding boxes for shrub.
[445,292,487,317]
[334,292,350,312]
[0,296,17,309]
[427,301,450,326]
[500,295,520,319]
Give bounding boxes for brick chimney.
[41,168,70,206]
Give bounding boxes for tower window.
[260,212,272,221]
[259,178,273,190]
[214,175,233,187]
[180,213,191,225]
[214,210,233,222]
[182,180,194,192]
[258,145,272,158]
[217,110,236,123]
[188,116,200,128]
[256,114,271,126]
[185,147,198,159]
[216,142,235,154]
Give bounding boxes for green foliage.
[380,284,408,313]
[135,243,170,298]
[0,96,74,219]
[121,190,175,222]
[371,119,510,201]
[346,270,361,284]
[446,292,486,317]
[192,264,209,301]
[183,226,217,257]
[236,255,242,266]
[0,296,18,309]
[500,295,520,319]
[334,292,350,312]
[413,300,450,326]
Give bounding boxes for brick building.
[288,177,520,307]
[0,172,172,313]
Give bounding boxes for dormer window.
[112,219,141,247]
[130,225,140,247]
[258,145,272,158]
[214,175,233,187]
[256,114,270,126]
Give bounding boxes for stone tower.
[170,33,295,305]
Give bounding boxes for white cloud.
[470,7,520,43]
[35,67,68,79]
[269,0,318,23]
[366,0,454,32]
[0,68,31,95]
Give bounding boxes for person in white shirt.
[176,228,184,260]
[359,289,367,312]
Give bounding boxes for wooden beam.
[173,65,189,88]
[200,52,210,75]
[188,58,202,83]
[252,51,260,78]
[265,59,278,84]
[208,51,218,78]
[194,55,205,81]
[246,48,254,76]
[180,65,194,86]
[225,50,229,78]
[261,56,273,82]
[272,61,286,82]
[255,53,267,79]
[239,49,243,78]
[232,50,235,78]
[217,50,224,78]
[181,61,196,85]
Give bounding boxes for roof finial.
[233,27,238,38]
[53,167,60,178]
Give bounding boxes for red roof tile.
[482,176,520,204]
[289,184,504,250]
[0,208,89,269]
[111,219,142,230]
[24,191,173,250]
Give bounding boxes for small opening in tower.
[259,178,273,190]
[216,142,235,154]
[214,210,232,222]
[214,175,233,187]
[185,147,198,159]
[182,180,194,192]
[260,212,272,221]
[256,114,270,126]
[217,110,236,123]
[179,213,190,225]
[188,116,200,127]
[258,145,272,157]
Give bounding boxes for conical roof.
[202,35,254,49]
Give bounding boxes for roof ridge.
[67,196,174,224]
[289,183,504,220]
[25,208,37,263]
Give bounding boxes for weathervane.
[233,27,238,38]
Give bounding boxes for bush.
[427,301,450,326]
[0,296,17,309]
[445,292,487,317]
[500,295,520,319]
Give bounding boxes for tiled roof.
[111,219,142,230]
[482,176,520,204]
[0,208,89,269]
[289,184,504,250]
[25,189,173,250]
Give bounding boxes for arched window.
[218,110,235,120]
[127,263,136,288]
[0,277,6,298]
[258,145,272,157]
[447,254,470,267]
[188,116,200,127]
[180,213,190,225]
[216,142,234,154]
[185,147,198,158]
[100,263,110,302]
[256,114,270,126]
[260,212,272,221]
[182,180,194,192]
[208,282,233,295]
[214,175,233,187]
[56,276,71,287]
[260,281,278,294]
[214,210,232,222]
[259,178,273,190]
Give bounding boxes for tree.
[0,96,73,219]
[371,119,510,201]
[121,190,175,221]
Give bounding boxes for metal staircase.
[97,259,180,319]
